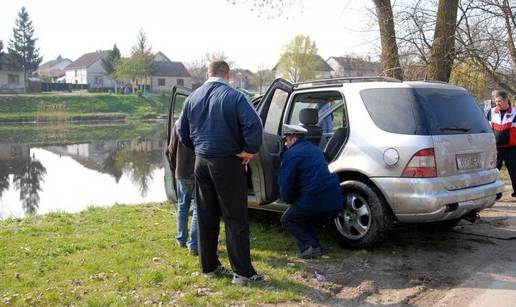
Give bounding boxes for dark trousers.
[194,156,256,278]
[497,147,516,191]
[280,206,340,253]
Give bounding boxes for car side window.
[286,91,345,134]
[320,105,345,132]
[264,89,289,134]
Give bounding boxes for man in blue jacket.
[177,60,264,285]
[279,124,343,259]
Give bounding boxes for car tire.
[329,180,393,249]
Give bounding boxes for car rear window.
[360,87,492,135]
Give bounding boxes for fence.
[41,82,90,92]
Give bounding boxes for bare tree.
[372,0,404,79]
[252,64,274,94]
[455,0,515,94]
[426,0,460,81]
[186,51,233,88]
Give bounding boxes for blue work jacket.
[177,80,263,158]
[278,139,343,211]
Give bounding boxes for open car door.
[164,86,192,202]
[249,78,293,205]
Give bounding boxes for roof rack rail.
[420,80,449,84]
[294,76,402,88]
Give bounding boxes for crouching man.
[279,124,343,259]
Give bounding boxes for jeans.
[281,206,340,253]
[176,179,198,251]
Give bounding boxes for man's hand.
[236,151,254,165]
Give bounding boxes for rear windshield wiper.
[440,126,471,132]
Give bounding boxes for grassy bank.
[0,203,336,306]
[0,93,170,123]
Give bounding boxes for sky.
[0,0,381,71]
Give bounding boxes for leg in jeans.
[195,157,222,273]
[208,157,257,278]
[188,188,198,251]
[176,179,193,247]
[281,206,320,253]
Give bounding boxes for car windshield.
[360,87,492,135]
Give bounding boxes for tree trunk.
[502,0,516,67]
[372,0,403,80]
[427,0,459,82]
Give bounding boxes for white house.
[327,56,380,78]
[147,52,192,92]
[37,55,72,82]
[65,50,116,88]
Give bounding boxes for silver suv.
[165,77,504,248]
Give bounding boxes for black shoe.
[511,192,516,198]
[188,248,198,256]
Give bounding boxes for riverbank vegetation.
[0,93,170,123]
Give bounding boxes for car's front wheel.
[329,180,393,249]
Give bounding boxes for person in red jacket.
[489,90,516,197]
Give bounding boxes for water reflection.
[0,138,166,219]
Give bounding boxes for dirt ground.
[283,187,516,306]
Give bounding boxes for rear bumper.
[371,170,504,223]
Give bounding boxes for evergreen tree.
[102,44,121,92]
[102,44,121,75]
[8,7,43,91]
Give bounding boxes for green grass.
[0,93,170,122]
[0,203,327,306]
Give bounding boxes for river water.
[0,121,169,219]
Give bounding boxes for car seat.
[324,127,347,162]
[299,108,323,145]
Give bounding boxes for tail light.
[401,148,437,178]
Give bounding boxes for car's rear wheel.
[329,180,393,249]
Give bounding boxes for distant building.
[327,56,380,78]
[64,50,115,88]
[272,54,333,81]
[0,57,24,93]
[149,52,192,91]
[37,55,72,82]
[229,69,254,90]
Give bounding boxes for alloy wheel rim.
[335,193,372,240]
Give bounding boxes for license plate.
[456,153,482,170]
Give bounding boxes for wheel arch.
[334,170,398,223]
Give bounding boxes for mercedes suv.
[164,77,504,248]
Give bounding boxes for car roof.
[293,77,467,92]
